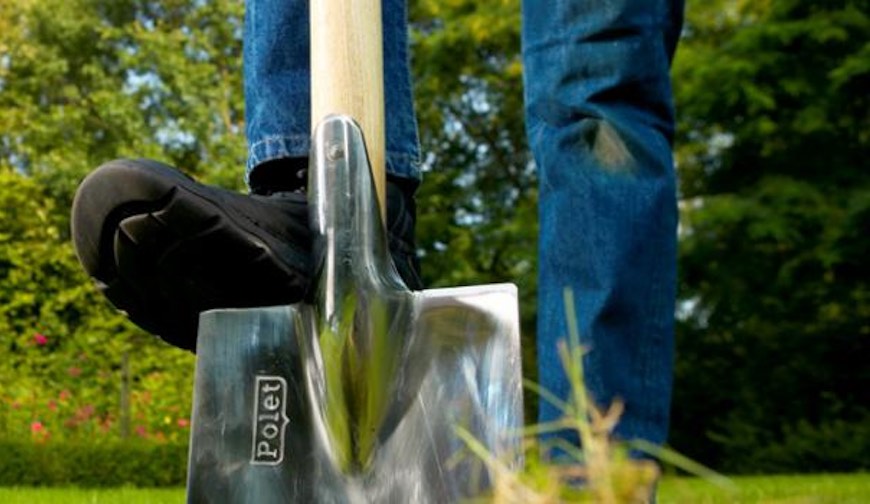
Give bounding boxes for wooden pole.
[311,0,386,217]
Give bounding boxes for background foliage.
[669,0,869,472]
[0,0,866,482]
[0,439,187,486]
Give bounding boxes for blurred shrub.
[709,414,870,474]
[0,439,187,487]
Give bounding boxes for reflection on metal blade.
[186,116,523,503]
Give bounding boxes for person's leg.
[244,0,421,191]
[71,0,423,351]
[243,0,423,287]
[523,0,683,450]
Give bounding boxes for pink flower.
[59,390,71,401]
[68,367,82,377]
[47,400,58,411]
[33,333,48,346]
[177,418,190,428]
[135,425,148,438]
[31,421,50,442]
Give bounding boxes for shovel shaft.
[311,0,386,217]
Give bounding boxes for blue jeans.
[244,0,421,183]
[244,0,681,450]
[524,0,682,450]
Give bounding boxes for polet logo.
[251,375,290,465]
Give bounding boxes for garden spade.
[185,1,523,502]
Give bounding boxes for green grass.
[0,487,183,503]
[658,473,870,503]
[1,474,867,503]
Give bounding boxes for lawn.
[659,473,870,503]
[0,473,867,503]
[0,486,181,503]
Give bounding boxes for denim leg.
[523,0,683,449]
[244,0,421,182]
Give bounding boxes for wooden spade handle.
[311,0,386,216]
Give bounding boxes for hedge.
[0,439,188,487]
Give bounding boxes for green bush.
[708,414,870,474]
[0,439,188,487]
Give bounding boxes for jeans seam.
[248,135,310,169]
[247,135,421,181]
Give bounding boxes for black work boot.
[71,158,422,351]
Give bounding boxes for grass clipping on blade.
[456,288,668,503]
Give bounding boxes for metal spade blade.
[186,116,523,503]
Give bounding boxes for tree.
[0,0,542,439]
[0,0,245,442]
[4,0,866,475]
[670,0,870,472]
[409,0,539,387]
[0,0,246,203]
